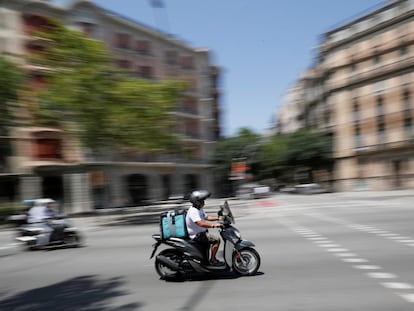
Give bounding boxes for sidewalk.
[2,190,414,230]
[70,189,414,227]
[0,197,250,234]
[328,189,414,199]
[69,197,250,228]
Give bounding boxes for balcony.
[352,137,414,155]
[327,56,414,91]
[181,132,203,141]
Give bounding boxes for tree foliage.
[213,128,261,173]
[212,128,261,195]
[258,129,333,183]
[0,56,26,132]
[213,128,333,191]
[32,20,185,153]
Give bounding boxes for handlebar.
[219,216,232,227]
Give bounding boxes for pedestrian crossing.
[247,196,414,307]
[278,220,414,305]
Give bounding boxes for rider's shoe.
[210,259,225,266]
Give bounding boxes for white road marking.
[302,234,321,238]
[398,294,414,303]
[381,282,414,289]
[353,265,382,270]
[367,272,397,279]
[326,248,349,252]
[334,253,358,257]
[313,240,333,244]
[342,258,369,263]
[282,219,414,305]
[378,233,399,237]
[318,244,341,248]
[387,236,409,240]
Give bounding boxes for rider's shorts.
[194,231,220,245]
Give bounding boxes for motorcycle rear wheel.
[63,233,81,247]
[232,247,261,276]
[155,249,183,281]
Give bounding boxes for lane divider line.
[278,219,414,305]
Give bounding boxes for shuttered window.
[34,139,62,160]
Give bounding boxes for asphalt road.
[1,191,414,310]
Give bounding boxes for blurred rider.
[185,190,224,266]
[27,199,58,247]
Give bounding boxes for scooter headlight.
[234,230,241,240]
[229,228,242,244]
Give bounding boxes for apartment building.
[292,0,414,191]
[0,0,221,211]
[273,78,306,135]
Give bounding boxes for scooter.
[12,216,82,250]
[8,199,82,250]
[150,201,261,280]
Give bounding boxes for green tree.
[0,56,26,134]
[0,56,26,170]
[212,128,261,196]
[258,129,333,184]
[257,134,290,180]
[33,20,185,153]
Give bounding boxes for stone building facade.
[0,0,221,211]
[275,0,414,191]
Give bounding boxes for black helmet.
[189,190,211,208]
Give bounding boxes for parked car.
[279,186,297,194]
[294,183,327,194]
[237,183,271,199]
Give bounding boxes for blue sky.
[91,0,384,137]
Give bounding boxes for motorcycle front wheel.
[155,249,183,281]
[232,247,261,276]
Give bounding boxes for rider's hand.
[215,223,224,229]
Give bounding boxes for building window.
[34,139,62,160]
[354,126,362,148]
[136,40,151,55]
[353,100,360,123]
[376,96,384,116]
[139,66,153,79]
[25,39,46,54]
[404,118,412,139]
[184,120,200,139]
[117,59,131,69]
[180,56,194,70]
[403,90,411,111]
[165,50,178,65]
[377,123,386,146]
[23,14,49,33]
[400,45,408,58]
[182,98,198,115]
[374,81,385,95]
[373,54,381,67]
[29,71,46,89]
[351,63,357,74]
[114,33,130,49]
[79,22,96,38]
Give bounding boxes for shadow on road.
[0,275,142,311]
[162,270,265,283]
[178,271,265,311]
